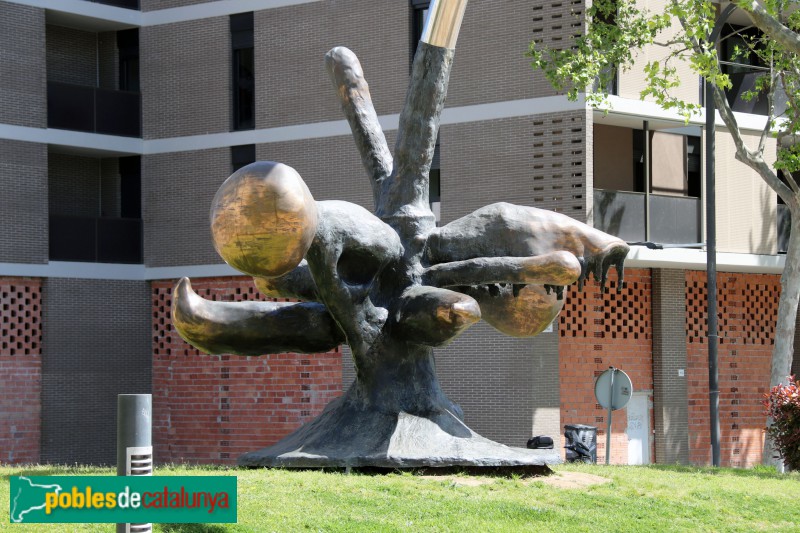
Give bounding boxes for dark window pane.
[93,0,139,9]
[233,47,255,130]
[230,12,254,34]
[95,88,141,137]
[411,2,429,60]
[49,216,97,262]
[120,156,141,219]
[231,13,255,131]
[47,82,94,132]
[231,145,256,173]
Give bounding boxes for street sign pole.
[595,366,632,466]
[606,367,616,465]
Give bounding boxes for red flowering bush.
[764,376,800,470]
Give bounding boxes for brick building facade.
[1,0,797,467]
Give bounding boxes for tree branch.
[675,7,793,202]
[758,55,778,155]
[736,0,800,56]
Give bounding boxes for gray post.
[117,394,152,533]
[605,368,616,465]
[705,3,736,468]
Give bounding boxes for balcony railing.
[49,215,143,264]
[47,82,141,138]
[88,0,140,9]
[778,204,791,254]
[593,189,701,245]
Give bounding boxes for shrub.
[764,375,800,470]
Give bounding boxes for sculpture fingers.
[172,277,344,355]
[422,251,581,288]
[253,259,319,301]
[425,202,629,292]
[325,46,392,205]
[388,286,480,347]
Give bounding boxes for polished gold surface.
[420,0,468,49]
[211,162,318,278]
[475,285,564,338]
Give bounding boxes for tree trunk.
[763,208,800,468]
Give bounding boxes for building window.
[231,145,256,173]
[117,29,139,92]
[430,143,440,224]
[231,13,255,131]
[411,1,430,60]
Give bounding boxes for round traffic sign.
[594,367,633,411]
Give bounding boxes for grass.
[2,463,799,532]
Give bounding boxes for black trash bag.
[526,435,554,449]
[564,424,597,463]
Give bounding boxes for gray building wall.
[652,268,690,464]
[141,0,209,11]
[48,153,102,218]
[41,278,151,465]
[440,111,592,225]
[448,0,576,106]
[140,17,230,139]
[0,140,48,264]
[255,0,409,129]
[0,2,46,128]
[437,322,560,447]
[98,31,119,91]
[143,147,230,267]
[46,25,98,86]
[342,321,560,448]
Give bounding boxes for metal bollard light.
[117,394,153,533]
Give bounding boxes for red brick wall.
[685,271,778,467]
[560,268,653,464]
[0,277,42,464]
[151,277,342,465]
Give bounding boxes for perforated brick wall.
[151,277,342,464]
[0,277,42,464]
[559,268,653,464]
[685,271,778,467]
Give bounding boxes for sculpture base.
[238,397,561,469]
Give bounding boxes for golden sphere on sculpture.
[475,284,564,337]
[211,161,317,278]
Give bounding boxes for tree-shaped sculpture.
[173,0,629,468]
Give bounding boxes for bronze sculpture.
[172,0,629,468]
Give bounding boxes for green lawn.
[2,463,798,532]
